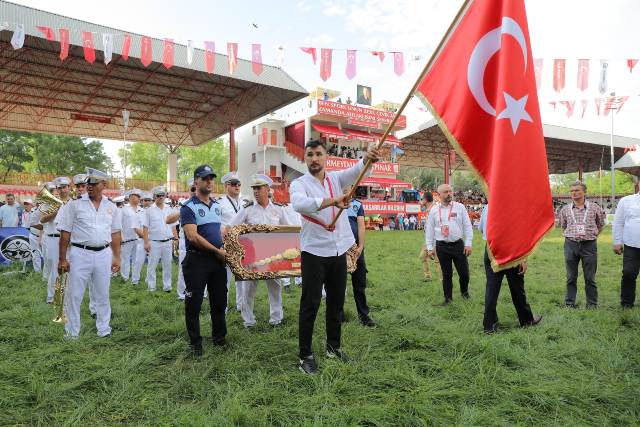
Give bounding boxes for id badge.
[575,224,586,236]
[441,224,450,237]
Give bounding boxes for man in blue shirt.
[480,204,541,333]
[180,165,227,356]
[345,190,375,327]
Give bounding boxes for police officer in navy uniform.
[180,165,228,356]
[345,187,375,327]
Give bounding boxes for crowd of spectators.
[327,144,366,160]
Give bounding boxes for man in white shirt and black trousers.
[291,139,380,374]
[613,181,640,308]
[425,184,473,304]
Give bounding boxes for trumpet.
[35,186,63,216]
[52,273,68,324]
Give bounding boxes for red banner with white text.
[324,156,399,176]
[317,100,407,129]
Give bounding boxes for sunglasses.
[155,194,166,198]
[228,181,241,186]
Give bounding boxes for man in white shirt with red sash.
[291,139,380,374]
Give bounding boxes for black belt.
[30,232,40,237]
[47,233,60,238]
[436,239,462,246]
[152,238,173,242]
[72,243,110,251]
[121,239,138,245]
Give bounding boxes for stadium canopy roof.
[399,120,640,175]
[0,1,307,147]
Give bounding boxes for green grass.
[1,228,639,426]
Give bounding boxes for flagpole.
[328,0,473,228]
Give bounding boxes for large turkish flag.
[417,0,553,270]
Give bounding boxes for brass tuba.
[35,186,63,216]
[52,273,68,324]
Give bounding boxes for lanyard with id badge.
[571,202,589,237]
[439,204,454,238]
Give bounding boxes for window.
[270,129,277,146]
[269,165,277,177]
[251,153,256,163]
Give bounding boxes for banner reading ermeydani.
[0,227,30,266]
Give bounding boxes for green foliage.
[28,134,114,176]
[399,166,483,192]
[551,170,636,195]
[177,139,229,184]
[0,131,33,182]
[1,228,638,425]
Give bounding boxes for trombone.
[52,273,68,324]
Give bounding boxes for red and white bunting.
[227,42,238,74]
[204,41,215,73]
[300,47,317,64]
[346,49,356,80]
[121,34,131,60]
[103,33,114,65]
[371,51,385,62]
[59,28,69,60]
[576,59,589,91]
[163,38,174,69]
[251,43,263,75]
[553,59,565,92]
[628,59,638,73]
[598,60,608,94]
[560,100,575,118]
[393,52,404,76]
[594,98,603,116]
[140,36,152,67]
[534,58,543,90]
[81,31,95,64]
[580,99,588,118]
[36,25,55,41]
[10,23,24,49]
[320,48,332,81]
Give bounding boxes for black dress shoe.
[442,299,452,306]
[326,347,351,363]
[523,315,543,327]
[484,322,499,333]
[360,317,376,328]
[462,293,470,300]
[298,355,318,374]
[212,338,226,347]
[190,344,203,356]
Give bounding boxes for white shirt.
[58,194,122,245]
[0,203,19,227]
[613,193,640,248]
[219,194,245,226]
[121,204,143,241]
[425,201,473,250]
[144,204,174,240]
[282,204,302,226]
[231,200,289,226]
[291,159,369,257]
[28,209,42,236]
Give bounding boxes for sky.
[8,0,640,172]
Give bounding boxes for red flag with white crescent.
[251,44,263,75]
[82,31,96,64]
[36,26,56,41]
[227,43,238,74]
[346,49,356,80]
[393,52,405,76]
[300,47,317,64]
[122,34,131,60]
[553,59,565,92]
[204,41,216,73]
[576,59,589,91]
[140,36,152,67]
[627,59,638,73]
[162,39,174,69]
[320,48,332,81]
[59,28,70,60]
[416,0,553,270]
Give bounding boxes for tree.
[118,143,167,181]
[551,170,636,195]
[0,131,33,183]
[28,134,114,176]
[177,139,229,184]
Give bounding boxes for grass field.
[1,227,639,426]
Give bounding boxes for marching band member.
[143,186,177,292]
[120,189,143,283]
[230,174,290,328]
[219,171,246,311]
[131,192,153,286]
[181,165,227,356]
[41,177,71,303]
[290,139,380,374]
[58,168,122,339]
[40,182,57,281]
[26,199,43,273]
[70,173,96,317]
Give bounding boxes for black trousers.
[348,251,370,321]
[621,245,640,307]
[435,240,470,300]
[564,239,598,306]
[299,251,347,358]
[483,248,534,331]
[183,251,227,346]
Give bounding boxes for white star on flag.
[497,92,533,134]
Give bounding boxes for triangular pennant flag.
[162,38,174,69]
[276,45,285,67]
[36,26,56,41]
[371,51,385,62]
[534,58,543,90]
[617,96,630,113]
[553,59,565,92]
[594,98,603,116]
[227,43,238,74]
[345,49,356,80]
[393,52,404,76]
[598,60,608,94]
[603,96,614,116]
[576,59,589,91]
[140,36,152,67]
[59,28,70,60]
[11,24,25,49]
[627,59,638,73]
[251,43,263,75]
[560,100,575,118]
[122,34,131,60]
[549,101,556,110]
[102,33,114,65]
[82,31,96,64]
[300,47,317,64]
[580,99,588,118]
[187,40,194,65]
[320,48,332,81]
[204,41,215,73]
